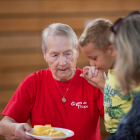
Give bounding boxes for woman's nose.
[59,56,66,66]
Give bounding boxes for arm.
[0,116,33,140]
[0,74,37,140]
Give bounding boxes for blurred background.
[0,0,140,139]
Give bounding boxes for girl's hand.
[80,66,106,92]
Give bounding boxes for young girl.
[111,11,140,140]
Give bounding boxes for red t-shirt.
[2,67,104,140]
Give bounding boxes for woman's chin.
[54,75,69,81]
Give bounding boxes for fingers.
[79,73,84,77]
[23,123,32,132]
[15,123,34,140]
[82,66,98,78]
[88,67,92,78]
[81,66,98,88]
[23,124,34,140]
[83,66,89,78]
[81,66,106,90]
[94,69,98,77]
[83,66,89,75]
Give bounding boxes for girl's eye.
[66,53,70,55]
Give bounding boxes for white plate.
[25,127,74,140]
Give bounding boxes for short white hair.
[42,23,78,52]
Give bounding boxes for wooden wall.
[0,0,140,139]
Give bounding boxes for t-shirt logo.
[71,102,88,109]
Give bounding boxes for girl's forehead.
[81,43,100,55]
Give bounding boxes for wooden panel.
[0,53,45,67]
[0,90,14,103]
[0,135,5,140]
[100,118,110,139]
[0,112,6,139]
[0,114,4,120]
[0,0,139,14]
[0,17,120,32]
[0,64,47,74]
[0,72,33,86]
[0,35,41,49]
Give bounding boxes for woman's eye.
[53,54,57,57]
[66,53,70,55]
[92,57,97,60]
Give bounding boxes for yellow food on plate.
[34,124,66,137]
[41,129,66,137]
[45,124,51,127]
[49,130,67,137]
[33,125,52,135]
[41,129,55,135]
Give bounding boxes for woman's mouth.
[59,68,67,72]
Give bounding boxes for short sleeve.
[2,73,37,123]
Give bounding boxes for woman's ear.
[42,49,47,62]
[108,45,116,57]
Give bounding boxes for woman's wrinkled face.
[44,35,79,81]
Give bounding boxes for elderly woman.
[111,11,140,140]
[0,23,104,140]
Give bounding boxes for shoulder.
[76,67,83,74]
[75,67,89,85]
[21,69,50,85]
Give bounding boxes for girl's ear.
[42,49,47,62]
[108,45,116,57]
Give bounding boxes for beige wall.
[0,0,140,139]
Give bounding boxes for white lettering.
[71,101,89,109]
[71,102,76,106]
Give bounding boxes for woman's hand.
[14,123,34,140]
[0,116,34,140]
